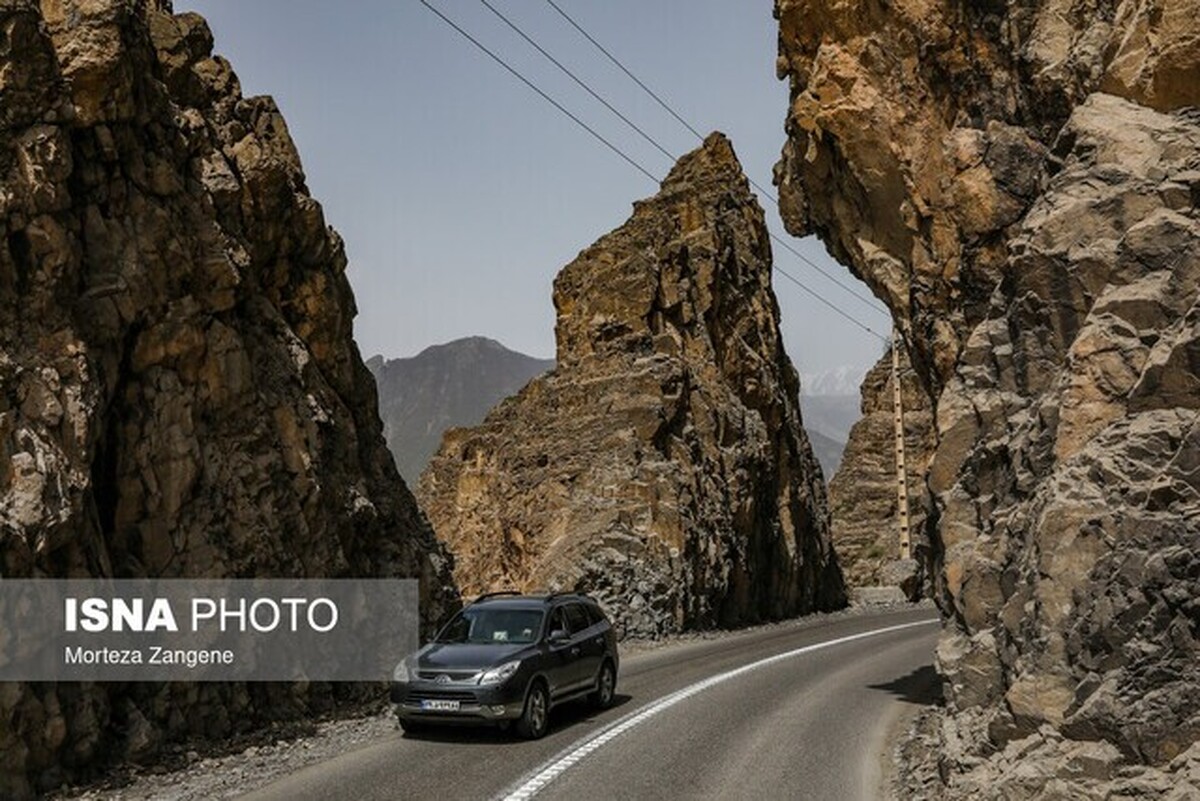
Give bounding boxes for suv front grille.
[417,670,478,681]
[405,689,478,703]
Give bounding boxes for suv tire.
[590,660,616,709]
[516,681,549,739]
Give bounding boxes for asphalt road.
[240,607,940,801]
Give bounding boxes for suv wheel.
[590,661,616,709]
[517,681,549,739]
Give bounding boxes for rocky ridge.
[0,1,455,796]
[420,133,846,638]
[775,0,1200,795]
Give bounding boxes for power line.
[521,1,886,319]
[545,0,705,142]
[774,265,885,341]
[765,232,883,317]
[418,1,886,343]
[542,0,890,319]
[707,206,886,341]
[416,0,657,184]
[478,0,675,165]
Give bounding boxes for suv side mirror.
[548,628,570,645]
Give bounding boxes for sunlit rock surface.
[421,134,846,638]
[775,0,1200,794]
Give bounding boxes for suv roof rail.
[471,590,523,604]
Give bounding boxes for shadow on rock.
[868,664,943,706]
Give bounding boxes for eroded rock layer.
[828,345,933,595]
[0,1,455,796]
[420,134,845,638]
[775,0,1200,795]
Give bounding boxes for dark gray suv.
[390,592,619,738]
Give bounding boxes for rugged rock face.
[828,346,934,593]
[775,0,1200,795]
[420,134,846,638]
[367,337,553,486]
[0,1,455,796]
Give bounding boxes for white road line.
[496,617,940,801]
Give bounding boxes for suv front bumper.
[391,680,527,722]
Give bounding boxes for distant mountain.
[800,364,869,397]
[800,394,862,446]
[368,338,554,486]
[806,427,848,478]
[797,365,871,476]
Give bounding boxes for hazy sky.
[178,0,890,378]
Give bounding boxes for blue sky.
[178,0,889,377]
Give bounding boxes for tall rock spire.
[420,133,846,637]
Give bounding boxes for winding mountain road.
[240,607,940,801]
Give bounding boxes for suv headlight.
[478,660,520,686]
[392,658,413,682]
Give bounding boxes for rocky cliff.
[367,337,553,486]
[420,134,846,638]
[828,346,933,594]
[775,0,1200,795]
[0,1,455,796]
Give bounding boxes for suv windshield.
[435,608,544,645]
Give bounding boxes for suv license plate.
[421,700,460,712]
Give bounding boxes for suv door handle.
[569,646,581,656]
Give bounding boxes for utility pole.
[892,330,912,560]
